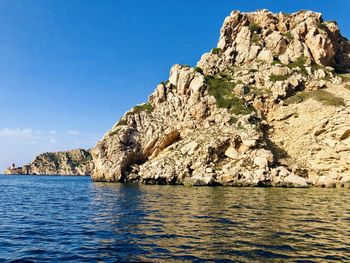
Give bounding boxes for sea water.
[0,175,349,262]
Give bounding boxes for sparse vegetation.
[287,56,308,76]
[318,21,329,31]
[345,84,350,90]
[249,85,272,96]
[116,103,154,127]
[252,32,260,45]
[206,75,237,108]
[248,22,262,34]
[270,56,282,66]
[282,31,293,40]
[228,116,238,124]
[160,80,169,86]
[211,48,222,55]
[338,73,350,83]
[248,22,262,45]
[116,119,127,127]
[270,74,289,82]
[311,62,325,71]
[109,127,122,136]
[194,66,203,74]
[236,122,245,130]
[131,103,154,114]
[206,75,255,115]
[310,63,331,80]
[218,72,232,80]
[285,90,345,107]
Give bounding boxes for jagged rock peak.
[198,9,350,74]
[90,9,350,187]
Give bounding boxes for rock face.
[268,85,350,188]
[4,149,93,176]
[91,10,350,187]
[198,9,350,74]
[92,65,272,185]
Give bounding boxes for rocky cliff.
[91,10,350,187]
[8,10,348,186]
[4,149,93,176]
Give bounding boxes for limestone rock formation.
[198,9,350,74]
[268,85,350,188]
[92,64,274,186]
[91,10,350,187]
[4,149,93,176]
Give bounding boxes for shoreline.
[2,174,348,188]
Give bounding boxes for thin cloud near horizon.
[66,130,80,136]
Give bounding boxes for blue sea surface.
[0,174,349,262]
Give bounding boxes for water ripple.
[0,175,349,262]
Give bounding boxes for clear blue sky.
[0,0,349,170]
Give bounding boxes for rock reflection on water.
[90,183,350,262]
[0,176,349,262]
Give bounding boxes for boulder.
[283,174,309,188]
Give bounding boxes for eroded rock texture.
[91,10,350,187]
[198,9,350,74]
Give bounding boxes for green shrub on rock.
[285,90,345,107]
[116,119,127,126]
[116,103,154,127]
[318,21,329,31]
[206,75,255,115]
[270,74,289,82]
[194,67,204,74]
[248,22,262,34]
[131,103,154,114]
[251,32,260,45]
[287,56,308,76]
[211,48,222,55]
[338,74,350,82]
[249,85,272,96]
[228,116,238,124]
[271,56,282,66]
[282,31,293,40]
